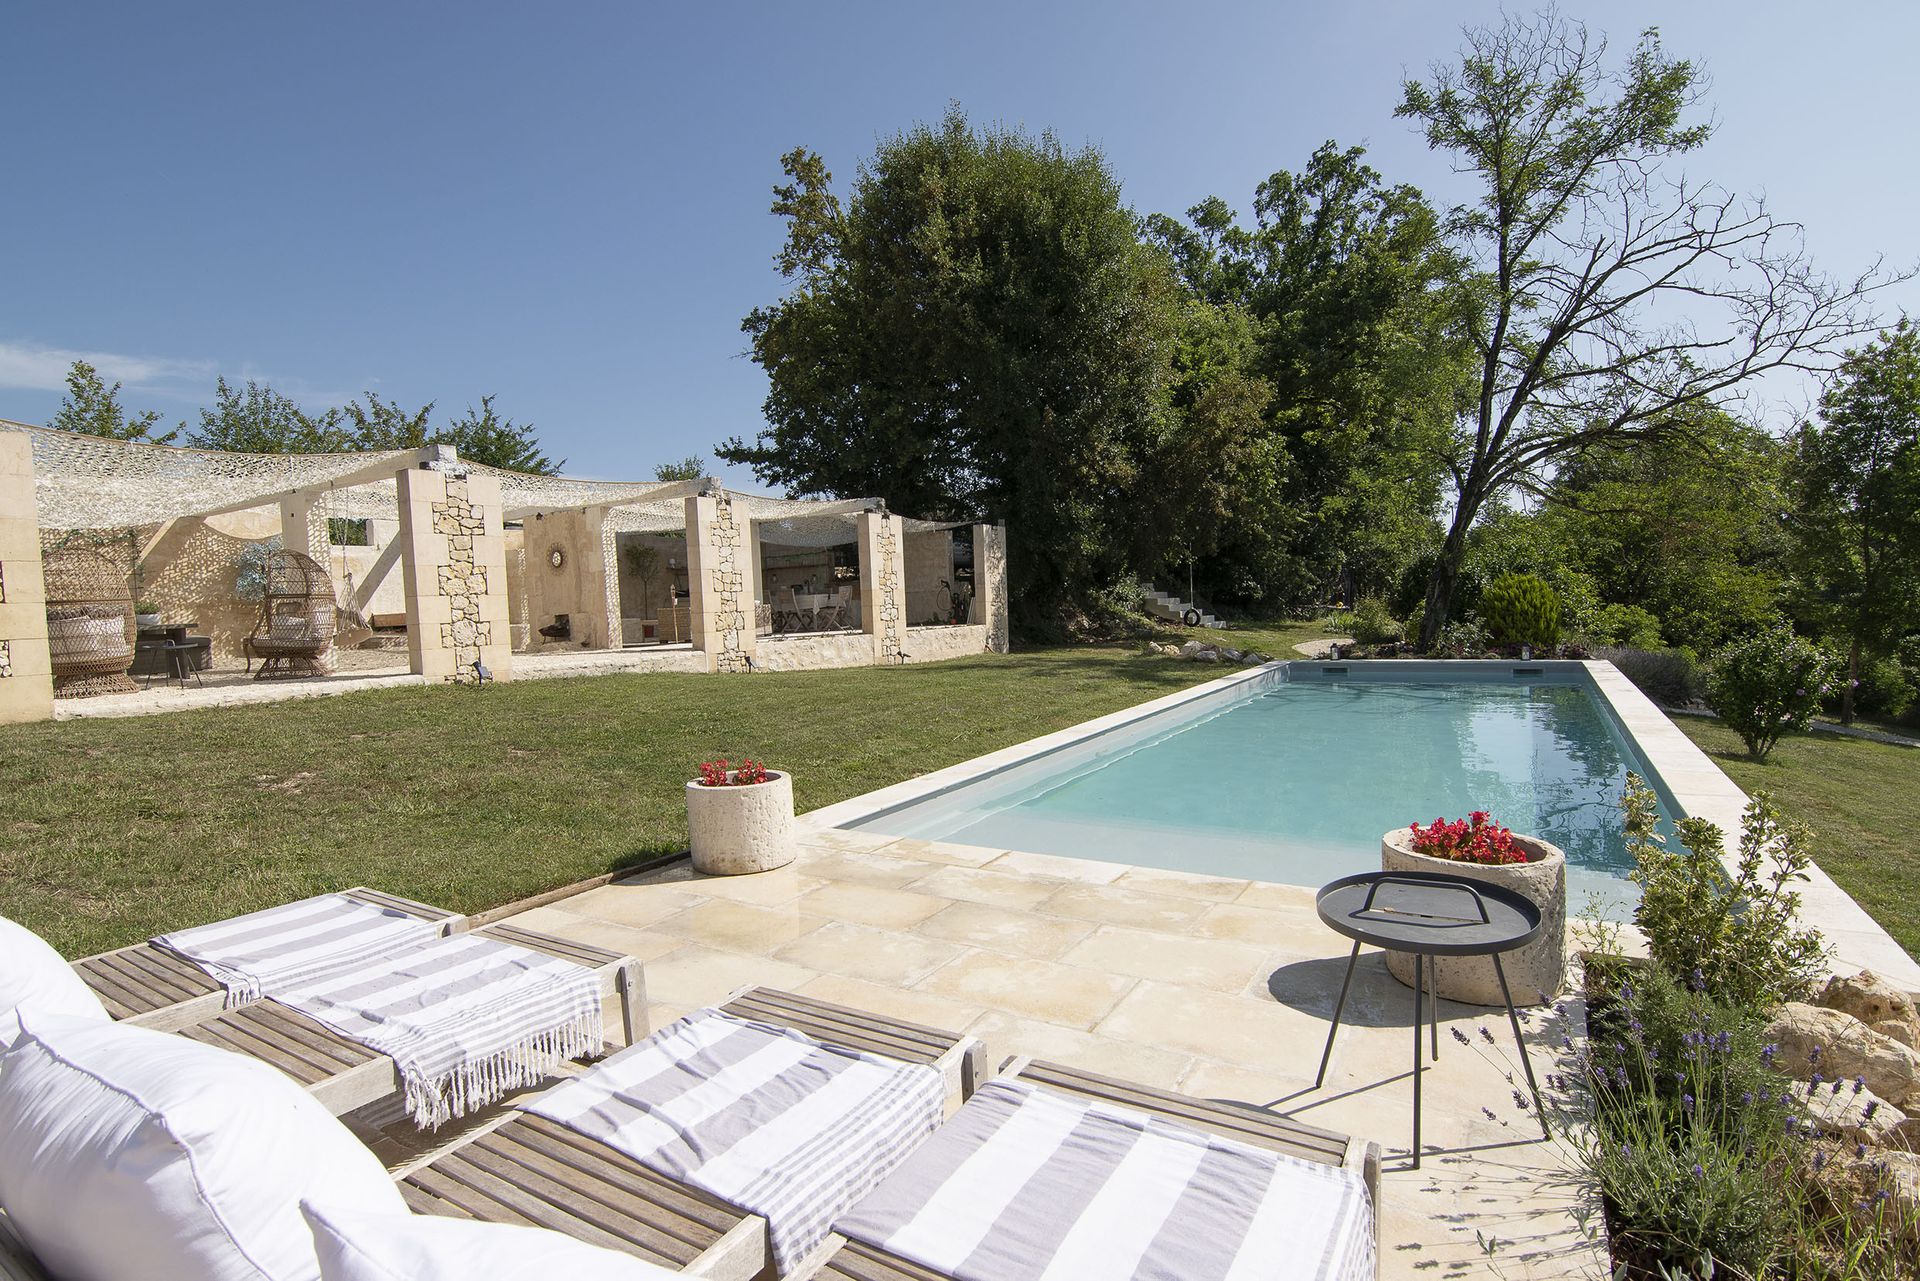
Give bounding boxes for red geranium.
[1406,811,1527,866]
[696,758,771,787]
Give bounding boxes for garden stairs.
[1139,581,1221,628]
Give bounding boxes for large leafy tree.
[722,109,1181,633]
[1542,405,1791,651]
[652,456,707,482]
[1145,143,1469,609]
[437,395,561,474]
[1791,321,1920,721]
[48,360,175,443]
[341,391,436,451]
[187,376,347,452]
[1398,12,1896,650]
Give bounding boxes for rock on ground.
[1816,970,1920,1050]
[1766,1002,1920,1110]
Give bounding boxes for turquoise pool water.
[847,674,1674,915]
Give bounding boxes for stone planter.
[685,771,796,875]
[1381,826,1566,1007]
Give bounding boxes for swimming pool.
[843,664,1678,915]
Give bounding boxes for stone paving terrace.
[506,825,1605,1280]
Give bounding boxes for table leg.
[1427,954,1439,1061]
[1314,940,1361,1089]
[1493,953,1551,1139]
[1412,953,1424,1169]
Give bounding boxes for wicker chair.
[246,550,338,679]
[42,551,137,698]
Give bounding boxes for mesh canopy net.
[3,421,967,540]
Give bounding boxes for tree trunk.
[1843,634,1860,725]
[1418,506,1475,652]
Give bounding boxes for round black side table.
[1313,869,1551,1168]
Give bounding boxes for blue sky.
[4,2,1915,485]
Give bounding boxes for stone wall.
[743,632,879,672]
[979,523,1010,654]
[0,434,53,722]
[904,529,957,626]
[859,511,909,665]
[686,493,756,673]
[522,509,615,650]
[900,624,989,664]
[396,467,513,683]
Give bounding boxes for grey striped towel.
[524,1008,945,1273]
[274,929,604,1128]
[153,892,442,1006]
[834,1079,1376,1281]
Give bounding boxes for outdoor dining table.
[1311,869,1551,1168]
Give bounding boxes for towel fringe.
[404,1004,605,1129]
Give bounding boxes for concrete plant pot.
[1380,826,1567,1007]
[686,770,796,876]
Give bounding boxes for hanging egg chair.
[43,550,137,697]
[246,549,338,679]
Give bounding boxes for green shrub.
[1595,646,1703,707]
[1590,603,1665,649]
[1427,619,1488,657]
[1621,774,1826,1008]
[1478,572,1561,649]
[1349,598,1403,646]
[1704,626,1841,760]
[1849,654,1916,721]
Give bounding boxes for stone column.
[0,434,54,723]
[597,509,623,649]
[396,465,514,684]
[278,494,327,560]
[684,493,754,673]
[858,509,908,665]
[976,522,1010,654]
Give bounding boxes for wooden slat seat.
[69,887,463,1032]
[801,1057,1381,1281]
[392,987,985,1278]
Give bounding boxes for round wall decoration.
[547,545,566,570]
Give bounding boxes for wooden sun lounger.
[176,921,648,1116]
[69,887,462,1032]
[391,987,985,1278]
[802,1057,1383,1281]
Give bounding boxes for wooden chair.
[801,1057,1381,1281]
[70,887,463,1032]
[391,987,984,1278]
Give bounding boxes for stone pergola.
[0,423,1009,723]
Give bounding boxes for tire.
[1182,608,1202,627]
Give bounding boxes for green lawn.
[2,647,1238,956]
[1676,717,1920,961]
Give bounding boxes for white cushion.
[0,1012,406,1281]
[302,1202,683,1280]
[0,915,109,1049]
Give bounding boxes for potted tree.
[685,758,796,875]
[1380,812,1566,1005]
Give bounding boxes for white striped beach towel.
[152,892,442,1005]
[834,1079,1375,1281]
[274,930,604,1128]
[524,1008,945,1273]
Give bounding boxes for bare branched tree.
[1399,10,1908,649]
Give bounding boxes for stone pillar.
[859,509,908,665]
[0,434,54,723]
[278,494,327,560]
[977,522,1010,653]
[396,466,514,684]
[597,510,623,649]
[684,493,754,673]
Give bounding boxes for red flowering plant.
[1406,811,1528,866]
[696,758,771,787]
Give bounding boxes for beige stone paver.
[514,833,1607,1281]
[649,899,823,953]
[1111,865,1250,902]
[796,881,950,930]
[867,835,1004,867]
[987,848,1131,884]
[915,950,1137,1028]
[1038,881,1212,931]
[1062,926,1271,993]
[774,920,967,987]
[915,900,1096,959]
[904,864,1061,910]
